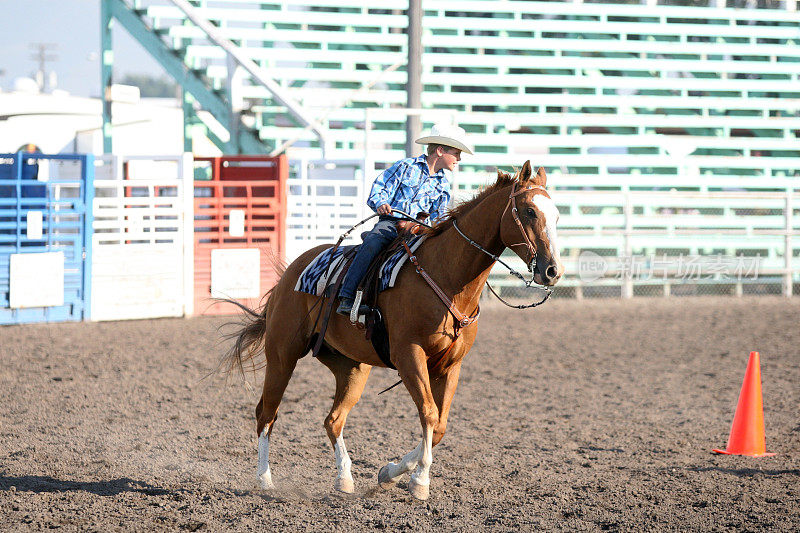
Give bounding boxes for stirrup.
[350,291,364,324]
[336,295,369,324]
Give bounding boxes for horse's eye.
[526,207,537,218]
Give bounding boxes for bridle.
[504,181,546,273]
[452,180,552,309]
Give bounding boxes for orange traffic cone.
[713,351,774,457]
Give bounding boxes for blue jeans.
[339,218,398,299]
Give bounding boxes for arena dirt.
[1,297,798,531]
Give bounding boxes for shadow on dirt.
[0,474,174,496]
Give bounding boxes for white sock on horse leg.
[410,427,434,487]
[335,432,353,480]
[334,432,354,492]
[257,428,274,489]
[380,440,423,483]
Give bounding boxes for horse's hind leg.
[317,349,371,493]
[255,331,305,489]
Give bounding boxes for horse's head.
[499,161,564,286]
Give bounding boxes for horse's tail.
[217,249,286,378]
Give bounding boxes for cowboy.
[336,123,473,317]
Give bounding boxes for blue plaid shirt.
[366,155,451,223]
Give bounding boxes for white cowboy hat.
[415,123,474,155]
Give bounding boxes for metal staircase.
[102,0,333,155]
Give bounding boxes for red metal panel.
[193,155,287,315]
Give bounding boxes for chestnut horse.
[222,161,563,500]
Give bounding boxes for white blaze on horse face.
[532,194,562,265]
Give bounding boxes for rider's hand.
[376,204,392,216]
[396,220,422,235]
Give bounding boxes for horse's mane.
[426,170,517,237]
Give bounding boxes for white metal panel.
[286,159,368,261]
[90,154,194,321]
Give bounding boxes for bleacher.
[116,0,799,296]
[133,0,799,168]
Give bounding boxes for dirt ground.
[1,296,798,531]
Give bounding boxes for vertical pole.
[363,108,373,219]
[14,152,22,251]
[299,157,309,239]
[82,154,95,321]
[101,0,114,154]
[276,154,288,261]
[181,152,195,316]
[785,187,793,297]
[623,190,633,299]
[405,0,422,157]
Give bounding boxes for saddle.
[311,223,422,370]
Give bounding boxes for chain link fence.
[488,193,799,300]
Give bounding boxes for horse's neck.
[417,188,508,307]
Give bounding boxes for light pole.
[405,0,422,157]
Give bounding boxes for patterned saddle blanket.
[294,235,425,297]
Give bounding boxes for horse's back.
[281,243,334,284]
[269,243,339,312]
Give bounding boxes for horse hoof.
[257,472,275,490]
[378,464,398,489]
[408,477,429,500]
[335,476,354,494]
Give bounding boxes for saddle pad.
[294,235,425,297]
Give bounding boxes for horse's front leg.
[378,347,438,500]
[431,361,462,447]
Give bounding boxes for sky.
[0,0,165,97]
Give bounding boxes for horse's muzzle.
[534,262,561,286]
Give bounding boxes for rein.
[451,181,553,309]
[452,219,551,309]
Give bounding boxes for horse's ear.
[533,166,547,187]
[519,160,532,182]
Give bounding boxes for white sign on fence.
[211,248,260,299]
[9,252,64,308]
[229,209,245,237]
[26,211,43,240]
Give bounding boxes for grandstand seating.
[115,0,799,295]
[125,0,799,178]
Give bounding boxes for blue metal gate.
[0,153,94,324]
